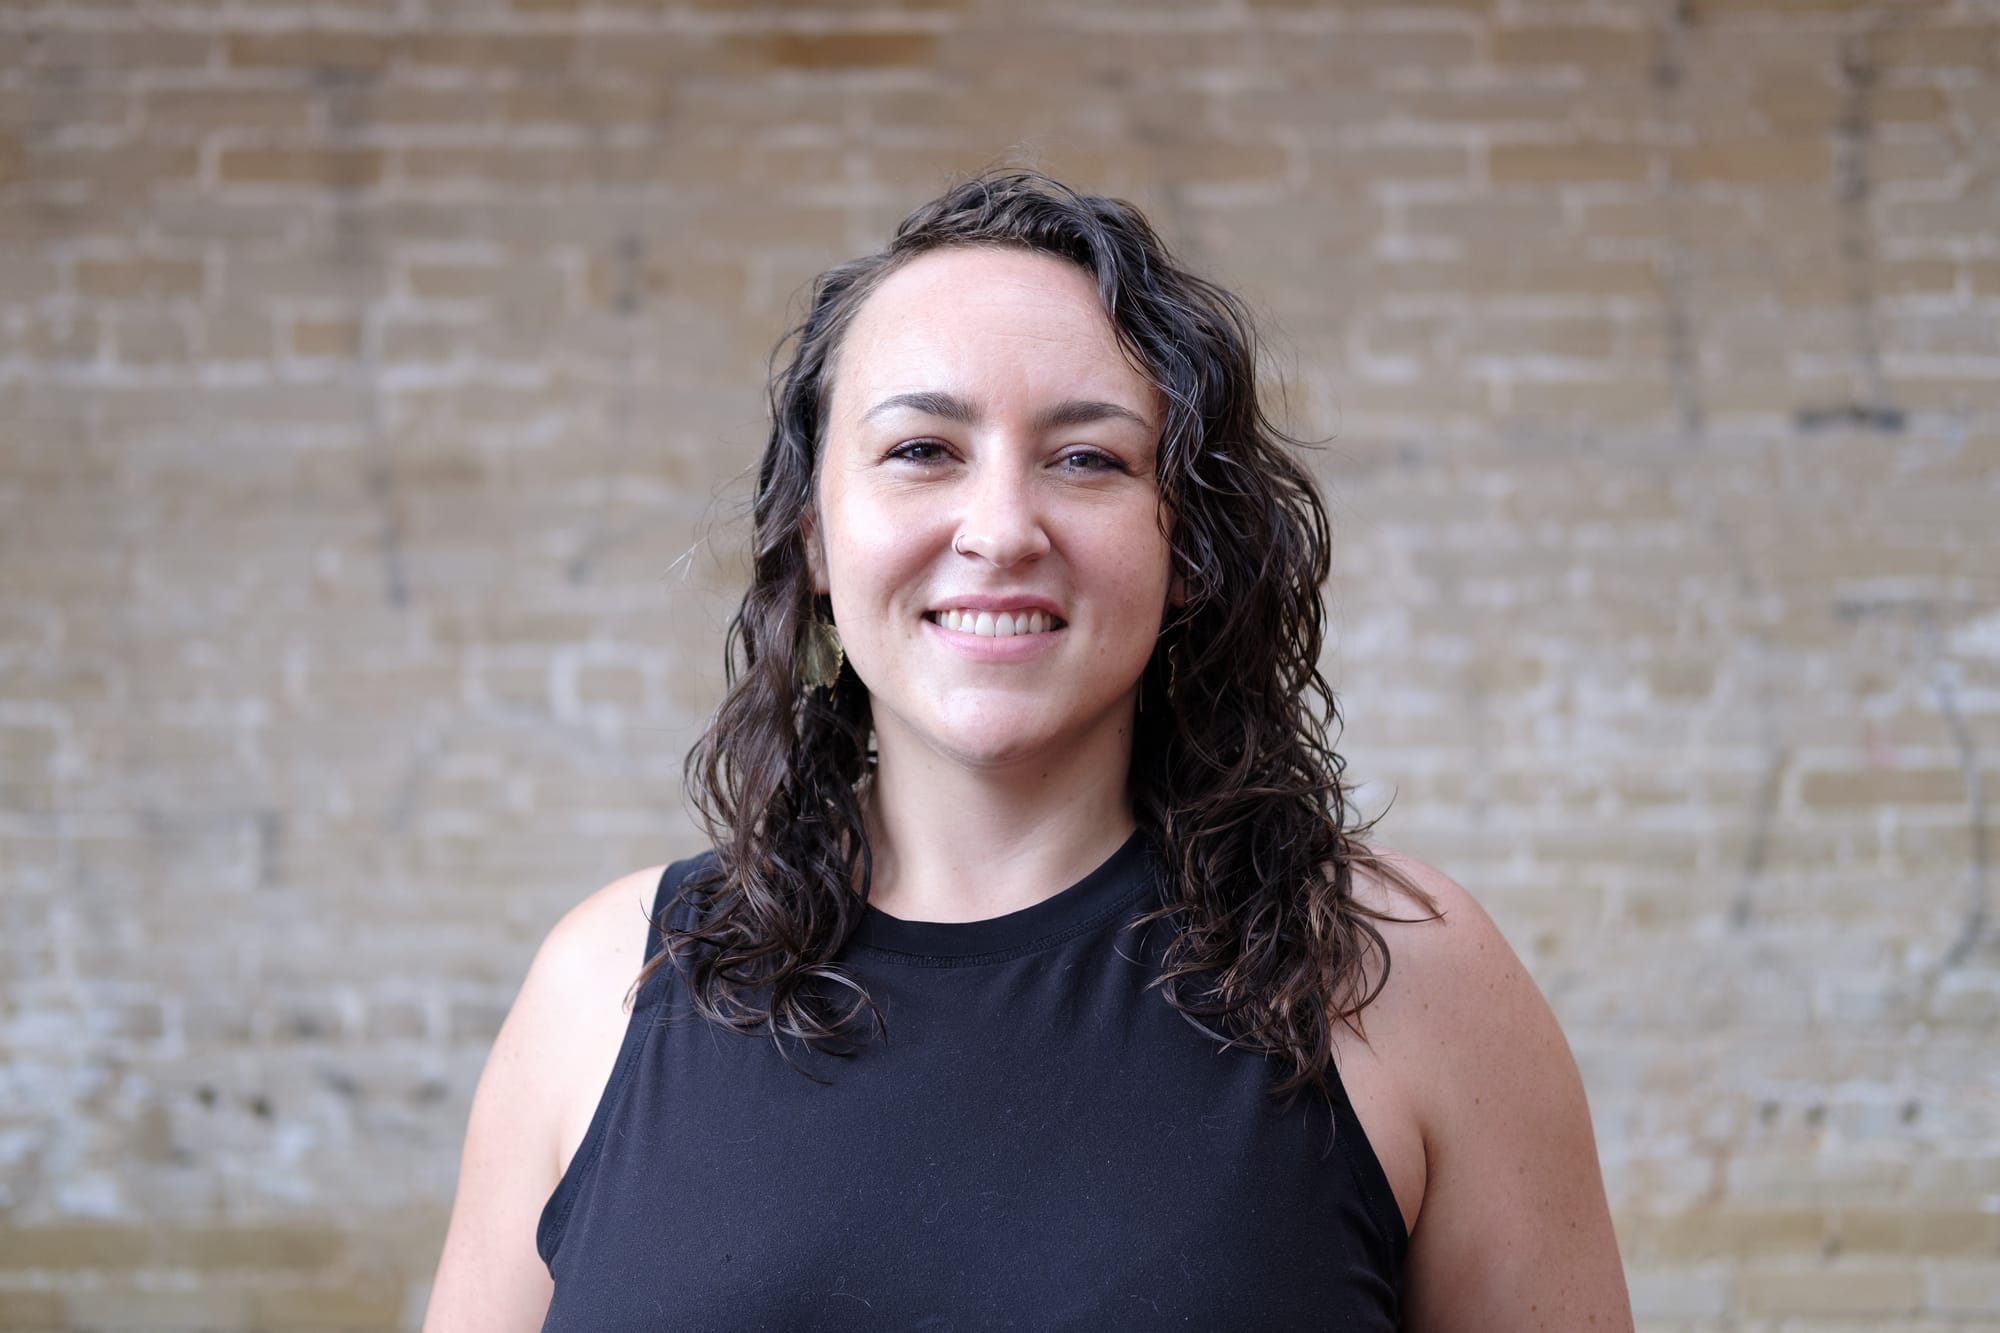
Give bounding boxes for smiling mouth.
[925,609,1066,638]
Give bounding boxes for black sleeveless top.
[538,834,1406,1330]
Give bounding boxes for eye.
[886,438,952,464]
[1057,448,1126,474]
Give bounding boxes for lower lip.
[923,616,1064,660]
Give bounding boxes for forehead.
[828,246,1153,415]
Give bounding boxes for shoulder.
[424,858,683,1331]
[532,863,670,1015]
[1345,848,1632,1331]
[527,860,696,1164]
[477,862,675,1183]
[1348,849,1544,1054]
[1345,846,1573,1152]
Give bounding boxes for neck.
[861,706,1140,924]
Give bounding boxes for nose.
[951,457,1050,568]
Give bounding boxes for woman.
[427,172,1633,1330]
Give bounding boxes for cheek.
[822,498,939,615]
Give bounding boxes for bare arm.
[424,866,662,1332]
[1369,858,1633,1332]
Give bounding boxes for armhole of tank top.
[1325,1056,1412,1267]
[534,856,695,1270]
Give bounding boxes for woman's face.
[809,245,1172,774]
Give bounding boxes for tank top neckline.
[847,829,1153,960]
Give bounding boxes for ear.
[801,504,830,596]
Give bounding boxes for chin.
[931,730,1055,771]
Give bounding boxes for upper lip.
[928,593,1065,618]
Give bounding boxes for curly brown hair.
[649,170,1435,1105]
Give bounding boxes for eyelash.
[885,440,1127,474]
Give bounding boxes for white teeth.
[932,608,1059,636]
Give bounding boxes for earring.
[799,616,844,693]
[1140,639,1179,716]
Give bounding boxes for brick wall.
[2,0,1995,1327]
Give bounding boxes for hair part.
[648,170,1437,1104]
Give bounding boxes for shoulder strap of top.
[638,847,722,970]
[537,851,715,1269]
[1322,1064,1411,1266]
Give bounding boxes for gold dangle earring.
[799,615,844,694]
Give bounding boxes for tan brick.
[144,88,315,133]
[1501,378,1676,419]
[1269,29,1482,77]
[740,31,939,70]
[28,27,213,69]
[320,84,500,130]
[1492,25,1650,68]
[111,308,195,364]
[1928,1259,2000,1313]
[218,146,386,189]
[504,80,674,128]
[583,254,748,311]
[1884,372,2000,411]
[1800,768,1968,809]
[1308,143,1474,186]
[1873,136,1961,186]
[1387,83,1601,128]
[1872,84,1952,125]
[1645,658,1714,700]
[225,30,397,73]
[205,304,277,361]
[1868,25,2000,70]
[1670,138,1834,184]
[366,1000,429,1041]
[0,1290,66,1325]
[0,247,61,304]
[1457,315,1620,360]
[573,32,725,79]
[578,664,646,709]
[250,1283,407,1327]
[1250,0,1490,9]
[1837,1208,2000,1256]
[1740,1261,1923,1316]
[402,31,579,71]
[1689,0,1941,13]
[63,1286,254,1330]
[158,1224,346,1270]
[1489,141,1653,184]
[18,310,100,360]
[0,1223,153,1268]
[398,145,594,187]
[1875,258,1960,297]
[75,255,205,300]
[1147,138,1291,186]
[1356,258,1661,302]
[1751,72,1841,131]
[404,262,506,302]
[289,316,362,359]
[377,318,458,362]
[0,130,24,186]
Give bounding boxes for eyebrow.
[860,390,1151,434]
